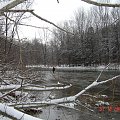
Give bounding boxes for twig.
[3,14,55,34]
[95,63,110,82]
[4,9,34,13]
[76,100,94,112]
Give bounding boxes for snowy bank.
[26,64,120,72]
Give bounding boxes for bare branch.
[81,0,120,7]
[3,10,74,35]
[4,9,34,13]
[95,63,110,82]
[30,11,74,35]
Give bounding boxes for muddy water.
[32,70,120,120]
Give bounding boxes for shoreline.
[26,65,120,72]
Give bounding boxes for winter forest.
[0,0,120,120]
[2,2,120,66]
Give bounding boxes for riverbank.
[26,64,120,72]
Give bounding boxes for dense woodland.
[1,4,120,67]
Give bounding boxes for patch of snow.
[49,95,55,99]
[99,94,108,98]
[95,101,110,106]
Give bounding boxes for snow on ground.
[26,64,120,71]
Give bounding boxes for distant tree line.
[49,6,120,66]
[0,5,120,67]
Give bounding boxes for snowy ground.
[26,64,120,71]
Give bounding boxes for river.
[0,70,120,120]
[32,70,120,120]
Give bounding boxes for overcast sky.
[18,0,91,40]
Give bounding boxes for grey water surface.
[1,70,120,120]
[32,70,120,120]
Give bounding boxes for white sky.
[18,0,91,40]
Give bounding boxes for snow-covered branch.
[0,84,72,91]
[11,95,76,108]
[74,74,120,99]
[12,74,120,109]
[25,84,72,91]
[0,0,27,15]
[81,0,120,7]
[0,103,42,120]
[98,74,120,85]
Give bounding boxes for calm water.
[32,70,120,120]
[1,70,120,120]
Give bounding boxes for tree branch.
[3,14,52,33]
[95,63,110,82]
[81,0,120,7]
[0,103,42,120]
[0,0,27,15]
[3,9,74,35]
[30,11,74,35]
[4,9,34,13]
[11,74,120,109]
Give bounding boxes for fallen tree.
[10,74,120,109]
[0,83,72,91]
[0,103,43,120]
